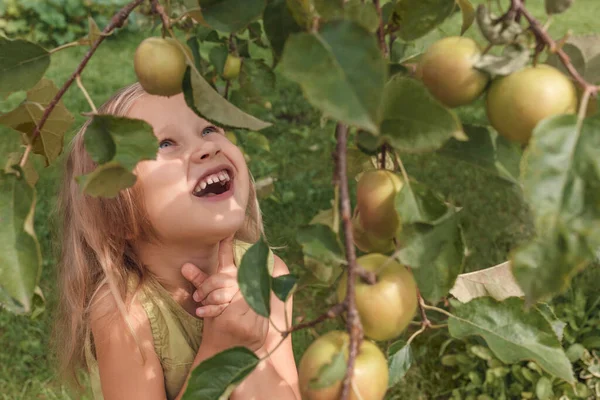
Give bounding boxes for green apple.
[486,64,577,144]
[417,36,490,108]
[337,253,418,341]
[298,330,389,400]
[356,170,403,240]
[134,37,187,97]
[222,54,242,80]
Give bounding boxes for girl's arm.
[91,290,167,400]
[231,255,300,400]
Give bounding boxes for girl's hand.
[181,237,269,354]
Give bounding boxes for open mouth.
[192,168,233,198]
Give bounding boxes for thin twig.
[150,0,170,32]
[19,0,144,168]
[373,0,388,58]
[421,303,455,319]
[379,144,387,169]
[334,123,363,400]
[394,150,411,189]
[48,41,81,54]
[281,303,345,338]
[76,75,97,113]
[417,290,432,328]
[406,325,426,346]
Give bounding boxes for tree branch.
[509,0,599,94]
[333,122,363,400]
[19,0,145,168]
[281,303,346,338]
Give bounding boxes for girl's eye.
[159,139,174,149]
[202,126,219,136]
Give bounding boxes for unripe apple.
[298,330,388,400]
[351,209,394,254]
[337,254,418,341]
[356,170,403,240]
[222,54,242,80]
[417,36,490,108]
[134,37,187,97]
[486,64,577,144]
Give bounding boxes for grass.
[1,0,599,398]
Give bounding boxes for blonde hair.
[52,82,264,387]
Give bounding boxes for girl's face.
[128,93,250,246]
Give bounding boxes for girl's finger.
[181,262,208,290]
[201,287,238,306]
[196,303,228,318]
[194,274,237,302]
[217,236,236,272]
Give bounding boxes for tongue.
[198,181,227,197]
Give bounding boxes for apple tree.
[1,0,600,399]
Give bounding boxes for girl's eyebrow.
[156,123,178,137]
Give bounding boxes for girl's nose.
[190,140,221,163]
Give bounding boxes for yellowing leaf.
[456,0,475,35]
[0,79,74,165]
[450,261,524,303]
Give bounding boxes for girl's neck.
[134,240,220,314]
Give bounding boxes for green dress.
[84,242,274,400]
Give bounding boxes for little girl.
[52,83,300,399]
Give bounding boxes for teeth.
[193,169,232,195]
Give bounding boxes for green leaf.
[239,59,276,101]
[0,38,50,99]
[345,1,379,33]
[546,34,600,84]
[182,347,259,400]
[448,297,575,383]
[380,75,463,153]
[536,376,554,399]
[76,162,138,198]
[309,348,346,389]
[390,0,456,41]
[272,274,297,302]
[198,0,266,33]
[436,124,522,184]
[280,20,387,134]
[474,43,531,77]
[395,181,447,225]
[297,224,345,283]
[401,209,465,303]
[238,236,271,317]
[84,115,157,171]
[456,0,475,35]
[511,232,593,308]
[514,114,600,304]
[545,0,574,14]
[449,261,524,303]
[262,0,302,60]
[565,343,586,362]
[0,79,74,165]
[297,224,345,266]
[4,152,39,187]
[0,171,42,314]
[388,340,413,387]
[183,66,272,131]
